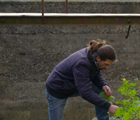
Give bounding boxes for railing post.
[42,0,45,24]
[66,0,68,13]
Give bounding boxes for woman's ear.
[96,56,101,62]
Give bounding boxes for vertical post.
[42,0,45,24]
[66,0,68,13]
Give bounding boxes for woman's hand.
[109,105,119,114]
[102,85,111,98]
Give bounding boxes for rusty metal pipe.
[1,13,140,25]
[66,0,68,13]
[42,0,45,24]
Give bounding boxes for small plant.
[113,78,140,120]
[99,91,115,116]
[19,52,26,55]
[99,91,115,103]
[41,46,46,50]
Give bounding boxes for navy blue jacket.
[46,48,111,110]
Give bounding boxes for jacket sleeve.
[73,59,111,110]
[92,71,110,89]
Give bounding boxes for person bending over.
[46,40,119,120]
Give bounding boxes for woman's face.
[96,56,113,70]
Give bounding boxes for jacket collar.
[87,49,99,72]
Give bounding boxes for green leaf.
[99,92,115,102]
[99,91,106,99]
[114,107,124,117]
[123,112,132,120]
[108,95,115,101]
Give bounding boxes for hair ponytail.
[88,39,117,61]
[88,40,106,52]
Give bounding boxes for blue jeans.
[46,84,109,120]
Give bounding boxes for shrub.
[113,78,140,120]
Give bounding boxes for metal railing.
[1,13,140,25]
[0,0,140,25]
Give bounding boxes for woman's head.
[88,40,117,70]
[88,39,117,62]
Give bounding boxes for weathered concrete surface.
[1,2,140,13]
[0,2,140,120]
[0,0,139,2]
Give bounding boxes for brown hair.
[88,40,117,61]
[88,40,106,52]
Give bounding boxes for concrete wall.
[0,0,139,2]
[0,2,140,120]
